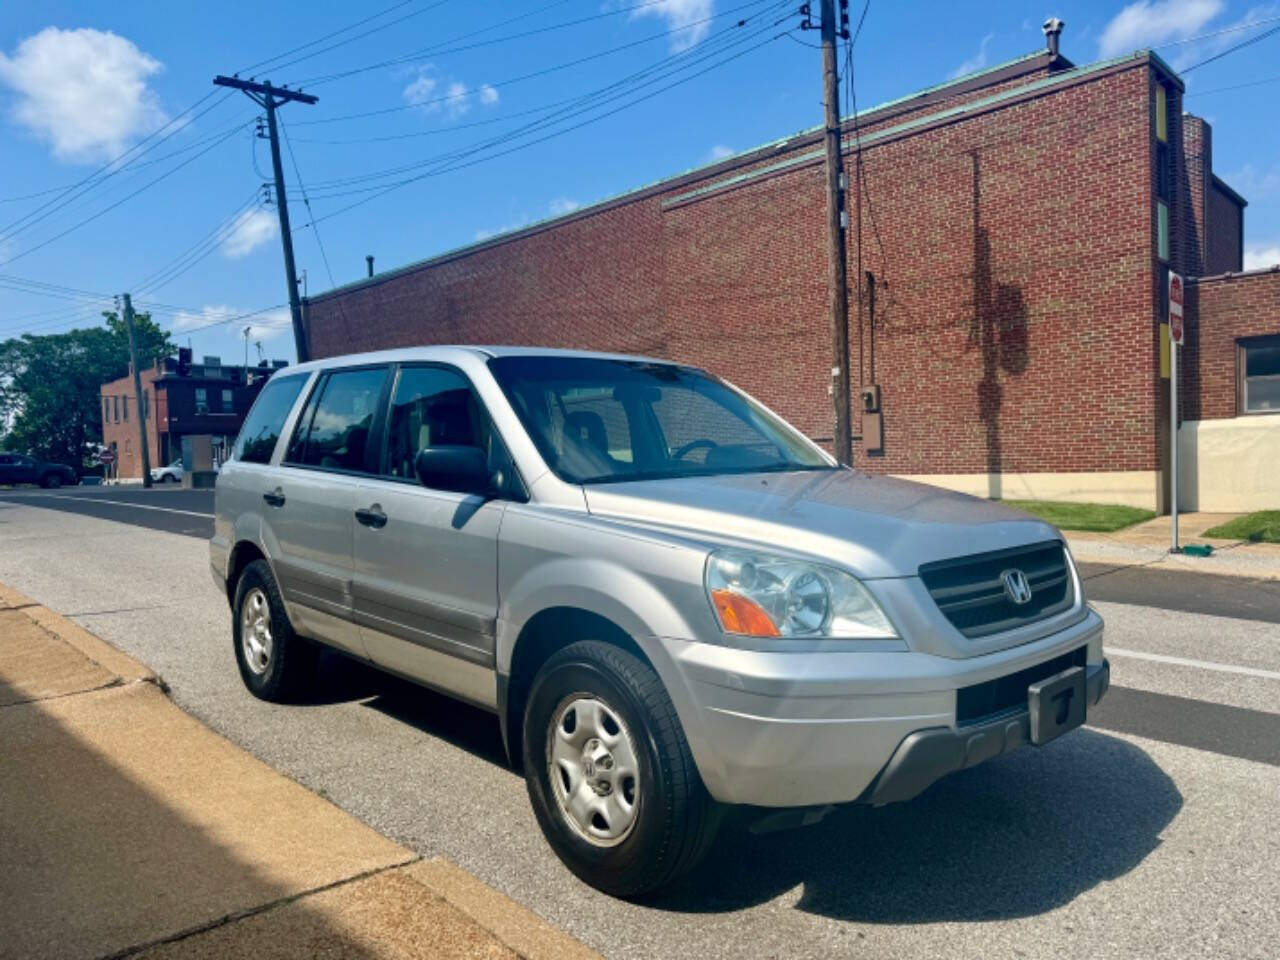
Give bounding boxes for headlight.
[705,550,896,639]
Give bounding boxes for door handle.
[355,505,388,529]
[263,488,286,507]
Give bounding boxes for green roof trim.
[313,48,1163,303]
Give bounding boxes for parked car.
[211,347,1108,897]
[0,452,78,488]
[151,459,184,483]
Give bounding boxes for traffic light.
[177,347,192,377]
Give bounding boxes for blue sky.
[0,0,1276,365]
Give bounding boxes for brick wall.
[307,57,1184,480]
[1184,269,1280,420]
[1206,181,1243,275]
[100,368,162,480]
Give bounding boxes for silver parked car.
[211,347,1108,896]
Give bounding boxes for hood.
[583,469,1062,579]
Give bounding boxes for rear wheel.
[232,559,316,702]
[522,640,720,897]
[41,473,63,489]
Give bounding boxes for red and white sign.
[1168,271,1184,346]
[97,449,116,464]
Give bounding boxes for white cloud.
[1098,0,1223,58]
[219,208,277,259]
[0,27,168,162]
[402,69,497,117]
[402,72,437,105]
[708,144,734,162]
[548,197,580,216]
[631,0,713,52]
[1244,245,1280,270]
[948,33,995,79]
[170,305,291,341]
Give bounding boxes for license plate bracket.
[1028,666,1086,745]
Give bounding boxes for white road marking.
[1108,646,1280,681]
[8,493,213,519]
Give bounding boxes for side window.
[288,367,388,473]
[383,366,487,479]
[222,388,234,413]
[233,375,308,465]
[195,388,209,414]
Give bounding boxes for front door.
[352,364,504,709]
[270,364,390,658]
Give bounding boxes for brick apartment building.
[100,353,287,480]
[301,26,1279,512]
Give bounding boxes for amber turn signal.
[710,588,781,637]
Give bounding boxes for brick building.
[302,30,1278,512]
[100,354,287,480]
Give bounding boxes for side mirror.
[415,445,490,496]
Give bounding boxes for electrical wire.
[277,113,338,289]
[0,124,245,269]
[299,24,791,231]
[289,5,790,196]
[1181,22,1280,72]
[132,188,265,296]
[236,0,419,75]
[291,0,780,127]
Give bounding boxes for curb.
[0,582,159,686]
[0,583,601,960]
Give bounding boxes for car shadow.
[646,729,1181,923]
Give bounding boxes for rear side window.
[233,375,307,465]
[287,367,388,473]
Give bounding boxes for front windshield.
[488,356,835,484]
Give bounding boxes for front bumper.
[652,606,1105,808]
[862,659,1109,806]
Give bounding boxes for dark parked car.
[0,453,78,488]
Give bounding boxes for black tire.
[41,473,62,489]
[522,640,720,898]
[164,474,177,483]
[232,559,316,702]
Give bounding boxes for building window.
[1155,84,1168,143]
[195,388,209,414]
[222,388,234,413]
[1241,336,1280,414]
[104,398,110,424]
[142,390,149,420]
[123,396,128,421]
[1156,142,1171,201]
[1157,202,1169,262]
[114,396,119,422]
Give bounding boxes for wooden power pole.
[213,75,317,362]
[121,293,153,488]
[819,0,852,465]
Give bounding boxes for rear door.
[268,364,390,658]
[0,454,15,484]
[13,456,39,484]
[351,363,507,709]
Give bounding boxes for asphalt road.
[2,496,1278,958]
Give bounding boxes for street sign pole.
[1168,271,1184,554]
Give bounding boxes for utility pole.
[213,75,317,362]
[121,293,153,488]
[819,0,852,465]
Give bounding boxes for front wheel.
[232,559,316,702]
[41,473,63,489]
[522,640,720,897]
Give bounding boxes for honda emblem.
[1001,568,1033,605]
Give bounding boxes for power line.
[132,189,265,296]
[0,91,234,244]
[236,0,419,75]
[1181,23,1280,72]
[299,24,790,231]
[292,0,780,127]
[1158,14,1280,47]
[296,0,761,88]
[277,113,338,289]
[0,124,245,268]
[290,5,789,197]
[1185,73,1280,95]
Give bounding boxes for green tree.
[0,310,173,469]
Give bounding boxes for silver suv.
[211,347,1108,896]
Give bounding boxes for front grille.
[956,646,1087,725]
[919,540,1073,639]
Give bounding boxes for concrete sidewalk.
[0,584,599,960]
[1067,512,1280,581]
